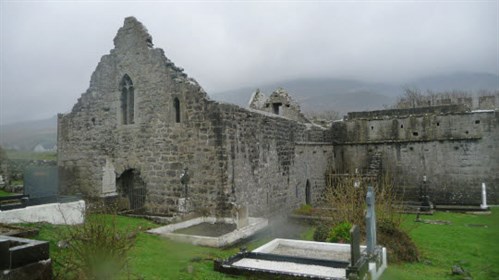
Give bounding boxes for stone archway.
[117,169,146,211]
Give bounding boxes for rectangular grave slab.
[0,235,49,270]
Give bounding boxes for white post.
[480,183,488,209]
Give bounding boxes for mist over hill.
[1,72,497,151]
[210,72,499,117]
[210,78,400,116]
[0,116,57,151]
[406,72,499,92]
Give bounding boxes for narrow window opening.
[465,130,469,134]
[400,124,404,129]
[475,120,480,124]
[120,74,135,125]
[371,126,374,130]
[305,180,311,205]
[272,103,282,115]
[436,122,440,126]
[413,132,419,136]
[174,97,180,123]
[409,147,414,151]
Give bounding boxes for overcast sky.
[1,0,498,125]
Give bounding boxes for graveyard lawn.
[382,207,499,280]
[0,190,12,197]
[31,214,272,279]
[26,207,498,279]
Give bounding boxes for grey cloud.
[1,1,497,124]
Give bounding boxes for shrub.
[313,223,331,242]
[56,214,137,279]
[294,204,313,215]
[378,219,419,263]
[322,172,419,262]
[327,221,352,243]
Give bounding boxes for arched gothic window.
[174,97,180,123]
[120,75,134,125]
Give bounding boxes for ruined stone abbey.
[58,17,498,217]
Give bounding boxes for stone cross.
[481,182,488,209]
[365,186,377,255]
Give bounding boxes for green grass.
[31,215,270,279]
[382,208,499,280]
[0,189,12,197]
[26,208,499,279]
[5,149,56,161]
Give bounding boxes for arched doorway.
[117,169,146,211]
[305,180,311,205]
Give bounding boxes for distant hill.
[209,78,400,117]
[210,72,499,116]
[406,72,499,92]
[0,116,57,151]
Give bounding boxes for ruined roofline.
[346,104,471,120]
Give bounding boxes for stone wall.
[331,107,498,205]
[58,17,330,218]
[216,104,332,216]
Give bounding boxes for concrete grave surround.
[58,16,498,218]
[231,238,387,279]
[0,200,85,225]
[147,216,268,247]
[0,235,52,279]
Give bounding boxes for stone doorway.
[117,169,146,210]
[305,180,311,205]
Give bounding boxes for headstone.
[24,166,58,199]
[0,175,4,186]
[101,158,117,195]
[350,225,361,265]
[236,205,249,229]
[180,167,190,198]
[365,186,377,255]
[480,183,488,209]
[178,198,188,213]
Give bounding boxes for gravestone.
[178,198,188,213]
[0,175,4,187]
[350,225,361,265]
[366,186,377,255]
[24,166,59,200]
[101,158,117,195]
[481,183,488,209]
[180,167,190,198]
[236,205,249,229]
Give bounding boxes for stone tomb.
[147,216,268,248]
[0,235,52,279]
[215,187,387,280]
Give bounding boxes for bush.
[327,221,352,243]
[323,172,419,262]
[294,204,313,215]
[313,223,330,242]
[56,214,137,279]
[378,219,419,263]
